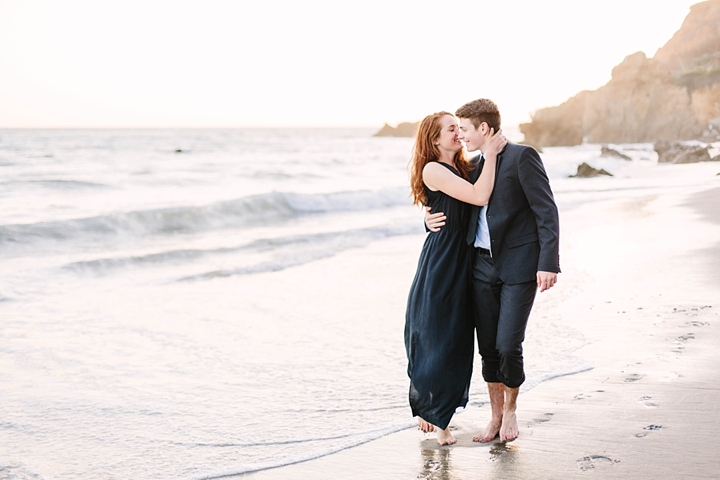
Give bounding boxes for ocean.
[1,128,718,479]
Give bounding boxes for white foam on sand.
[184,421,416,480]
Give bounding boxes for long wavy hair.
[409,112,471,206]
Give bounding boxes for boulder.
[701,116,720,140]
[373,121,419,137]
[600,146,631,160]
[570,162,613,178]
[521,52,703,147]
[654,141,712,163]
[519,91,588,147]
[653,0,720,74]
[520,2,720,147]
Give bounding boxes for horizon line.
[0,125,381,130]
[0,122,523,130]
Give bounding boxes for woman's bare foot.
[436,426,456,446]
[417,417,434,433]
[499,410,519,442]
[472,417,502,443]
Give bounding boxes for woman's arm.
[422,130,506,206]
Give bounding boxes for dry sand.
[242,186,720,479]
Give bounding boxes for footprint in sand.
[638,395,658,408]
[672,333,695,353]
[644,424,665,430]
[635,424,665,438]
[673,306,713,317]
[624,374,644,383]
[535,413,554,423]
[577,455,619,471]
[528,413,554,427]
[683,320,708,327]
[573,390,605,400]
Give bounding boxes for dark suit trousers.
[471,249,537,388]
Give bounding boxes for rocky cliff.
[520,0,720,147]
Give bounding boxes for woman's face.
[435,115,463,153]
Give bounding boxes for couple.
[404,99,560,446]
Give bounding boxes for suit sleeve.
[517,147,561,273]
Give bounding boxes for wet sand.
[242,185,720,479]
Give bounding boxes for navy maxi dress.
[405,163,475,430]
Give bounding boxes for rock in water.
[601,146,632,160]
[373,122,419,137]
[654,141,712,163]
[570,162,613,178]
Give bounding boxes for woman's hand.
[485,128,507,157]
[421,127,507,207]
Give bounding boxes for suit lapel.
[487,145,506,205]
[496,146,506,175]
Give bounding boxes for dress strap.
[438,162,460,176]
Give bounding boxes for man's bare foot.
[436,427,457,446]
[499,410,519,442]
[472,417,502,443]
[417,417,434,433]
[474,382,506,442]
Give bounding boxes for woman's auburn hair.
[408,112,471,206]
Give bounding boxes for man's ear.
[480,122,489,135]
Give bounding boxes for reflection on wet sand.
[488,442,518,464]
[418,448,453,480]
[417,438,521,479]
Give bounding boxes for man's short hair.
[455,99,501,132]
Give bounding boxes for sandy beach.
[3,129,718,478]
[241,184,720,479]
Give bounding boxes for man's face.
[458,118,486,153]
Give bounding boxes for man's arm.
[424,206,446,232]
[517,147,560,290]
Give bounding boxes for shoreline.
[240,185,720,479]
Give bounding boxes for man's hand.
[424,206,446,232]
[537,271,557,292]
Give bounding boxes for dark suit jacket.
[466,143,560,284]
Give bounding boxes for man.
[425,98,560,442]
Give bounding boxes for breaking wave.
[1,187,409,246]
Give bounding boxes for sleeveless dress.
[404,163,475,430]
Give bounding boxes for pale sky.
[0,0,702,128]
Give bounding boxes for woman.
[405,111,505,445]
